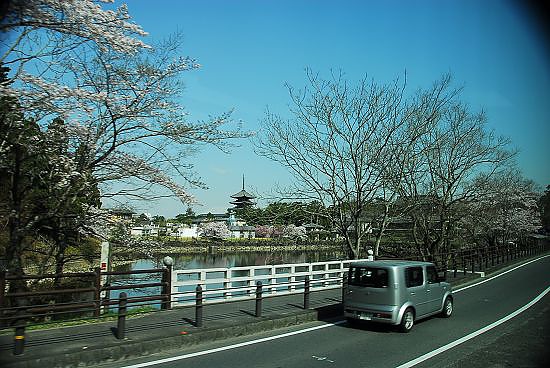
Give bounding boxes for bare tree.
[367,75,461,256]
[256,70,409,259]
[399,76,516,260]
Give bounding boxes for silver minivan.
[343,260,453,332]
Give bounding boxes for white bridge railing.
[171,259,368,307]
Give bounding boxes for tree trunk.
[374,205,390,257]
[54,238,68,288]
[6,145,28,295]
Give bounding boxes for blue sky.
[116,0,549,217]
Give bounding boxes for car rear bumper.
[344,304,399,325]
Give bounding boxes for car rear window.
[348,267,389,288]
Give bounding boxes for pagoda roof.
[230,189,255,199]
[230,199,255,206]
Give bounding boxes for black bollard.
[13,323,25,356]
[255,281,263,318]
[116,292,127,339]
[195,285,203,327]
[303,276,310,310]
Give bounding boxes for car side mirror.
[437,272,446,282]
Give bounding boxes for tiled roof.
[230,190,255,199]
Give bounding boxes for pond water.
[125,249,347,271]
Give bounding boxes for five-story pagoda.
[230,176,255,209]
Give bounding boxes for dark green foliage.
[0,65,101,282]
[236,201,331,227]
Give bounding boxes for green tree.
[1,79,101,285]
[0,65,49,288]
[152,215,166,227]
[175,207,196,224]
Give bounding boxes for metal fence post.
[161,266,172,310]
[116,292,127,339]
[0,270,5,329]
[195,285,203,327]
[303,276,310,309]
[255,281,263,318]
[453,253,457,278]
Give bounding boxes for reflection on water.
[125,250,347,271]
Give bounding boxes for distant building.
[130,225,158,237]
[228,225,256,239]
[227,176,256,238]
[230,175,255,209]
[108,208,136,223]
[303,222,327,241]
[170,224,199,238]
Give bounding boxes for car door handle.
[410,292,415,295]
[427,290,431,293]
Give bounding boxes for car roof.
[349,260,433,268]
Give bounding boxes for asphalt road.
[106,255,550,368]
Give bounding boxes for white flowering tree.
[198,222,231,240]
[460,170,541,248]
[0,1,247,281]
[281,224,307,240]
[1,0,148,111]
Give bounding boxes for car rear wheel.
[441,297,453,318]
[399,308,414,333]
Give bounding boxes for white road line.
[453,254,550,293]
[119,254,549,368]
[394,285,550,368]
[119,321,346,368]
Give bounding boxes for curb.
[3,309,320,368]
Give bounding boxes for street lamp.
[162,256,174,268]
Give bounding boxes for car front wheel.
[399,308,414,333]
[441,297,453,318]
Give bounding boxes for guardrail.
[171,259,369,307]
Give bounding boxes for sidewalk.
[0,288,343,368]
[0,255,541,368]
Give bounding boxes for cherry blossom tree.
[1,0,149,111]
[255,225,274,238]
[281,224,306,240]
[198,222,231,239]
[460,170,541,248]
[0,1,248,279]
[256,70,411,259]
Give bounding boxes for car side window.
[427,266,438,284]
[405,267,423,287]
